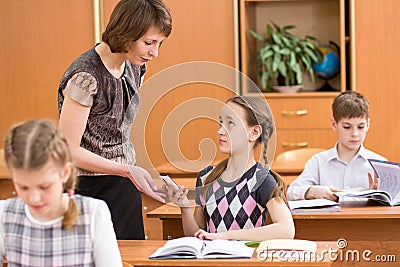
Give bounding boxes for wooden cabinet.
[0,0,97,143]
[268,97,336,155]
[352,0,400,161]
[239,0,348,95]
[239,0,350,156]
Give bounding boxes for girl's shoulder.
[198,165,214,178]
[74,194,108,208]
[254,163,277,185]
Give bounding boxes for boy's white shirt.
[0,195,122,267]
[287,144,387,200]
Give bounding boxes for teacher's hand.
[126,165,165,203]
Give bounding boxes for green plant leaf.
[308,67,315,82]
[305,35,318,41]
[304,47,318,62]
[278,61,287,77]
[283,25,296,31]
[261,72,269,89]
[260,47,273,61]
[248,29,265,42]
[272,32,283,45]
[272,53,281,72]
[267,24,274,38]
[279,48,290,55]
[248,21,321,89]
[301,54,311,70]
[281,36,291,47]
[290,51,296,66]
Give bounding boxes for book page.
[288,199,338,210]
[202,240,254,258]
[149,237,203,259]
[370,160,400,203]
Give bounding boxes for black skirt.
[76,175,144,240]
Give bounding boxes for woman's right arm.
[59,95,163,202]
[59,95,129,177]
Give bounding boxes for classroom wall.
[0,0,236,173]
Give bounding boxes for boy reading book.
[287,91,387,201]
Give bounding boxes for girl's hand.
[194,229,221,240]
[126,165,166,202]
[164,184,190,207]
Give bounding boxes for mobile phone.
[159,175,179,191]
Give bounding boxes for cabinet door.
[267,98,333,129]
[275,130,336,156]
[353,0,400,161]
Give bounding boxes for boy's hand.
[305,186,340,201]
[368,172,379,190]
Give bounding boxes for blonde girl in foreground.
[0,119,122,266]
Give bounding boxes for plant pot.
[272,84,303,93]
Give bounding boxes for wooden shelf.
[239,0,348,95]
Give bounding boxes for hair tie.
[67,189,74,197]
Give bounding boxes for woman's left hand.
[126,165,166,202]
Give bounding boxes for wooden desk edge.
[118,240,336,266]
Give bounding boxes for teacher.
[57,0,172,239]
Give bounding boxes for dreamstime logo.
[257,238,397,263]
[122,61,277,204]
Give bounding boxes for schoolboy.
[287,91,387,201]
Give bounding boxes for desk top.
[156,160,303,177]
[118,240,336,266]
[147,200,400,220]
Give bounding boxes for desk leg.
[161,218,185,240]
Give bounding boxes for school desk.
[2,240,396,267]
[147,200,400,241]
[117,240,336,267]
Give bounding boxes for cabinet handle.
[281,109,308,116]
[143,206,148,211]
[282,142,308,148]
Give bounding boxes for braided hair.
[204,96,287,202]
[4,119,78,229]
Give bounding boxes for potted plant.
[249,22,321,93]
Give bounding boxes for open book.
[149,236,254,259]
[335,159,400,206]
[288,199,338,210]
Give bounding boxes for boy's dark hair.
[332,91,370,122]
[102,0,172,53]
